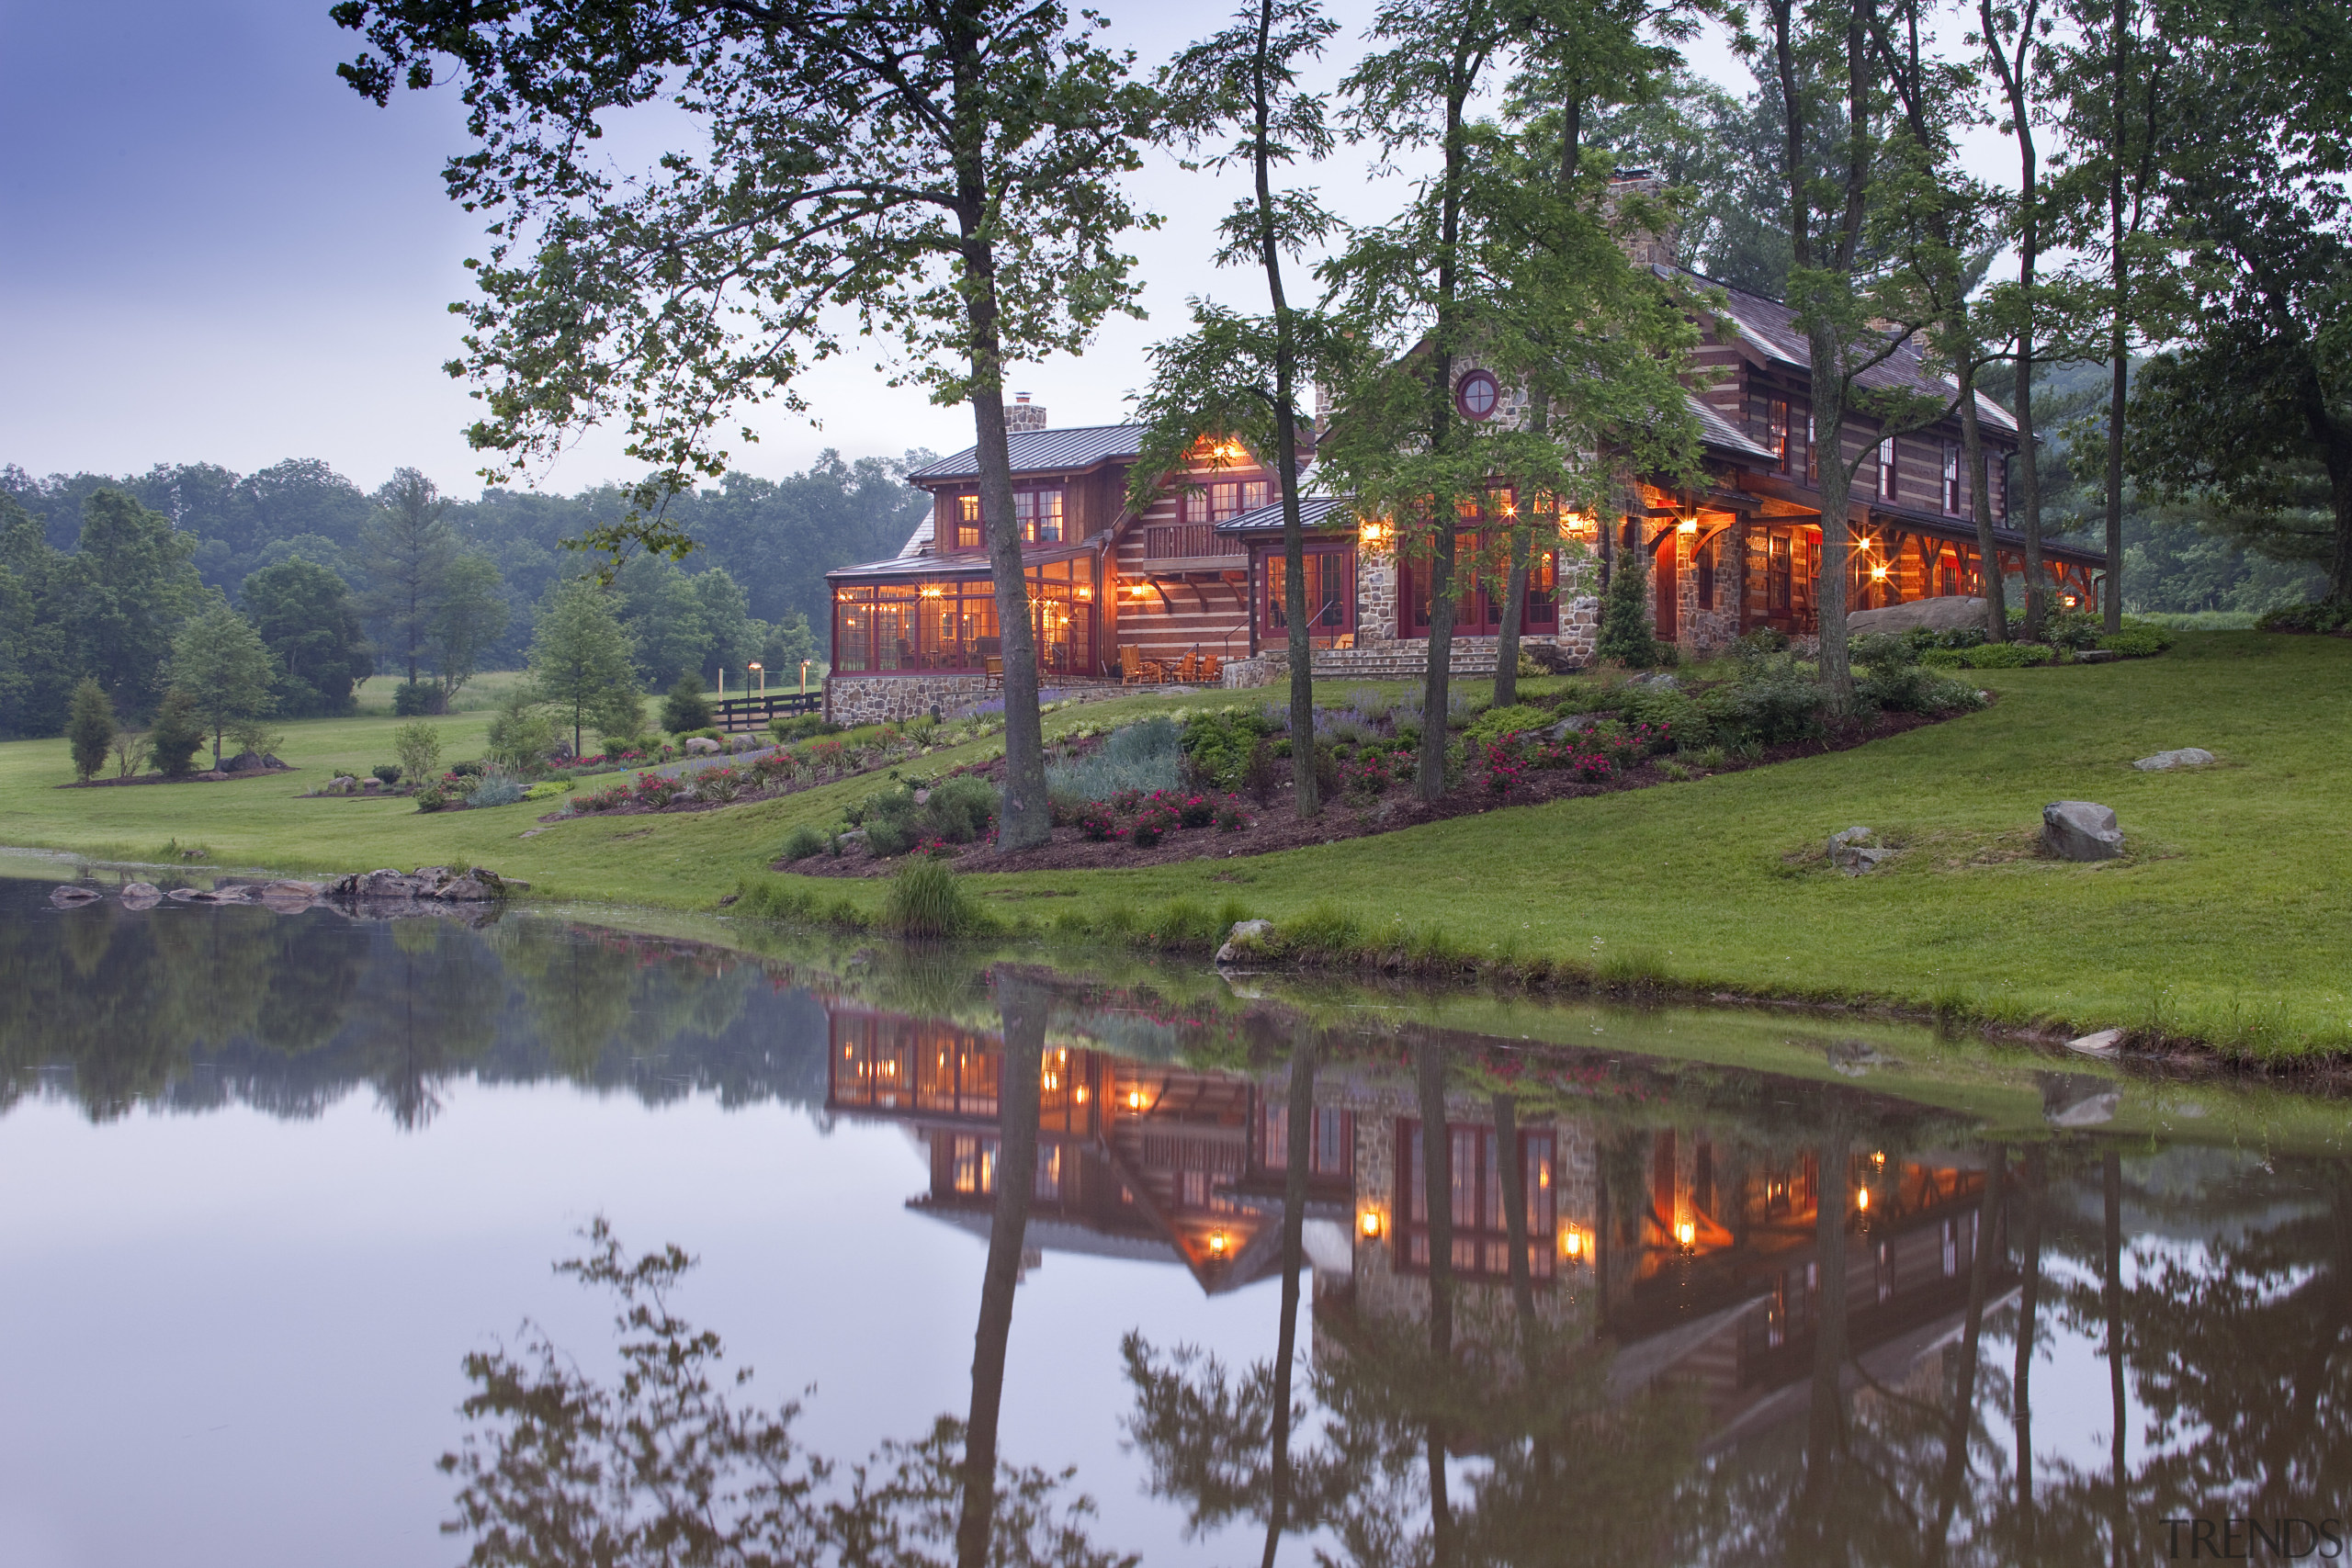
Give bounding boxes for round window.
[1455,368,1501,423]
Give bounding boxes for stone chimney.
[1005,391,1047,433]
[1606,170,1680,271]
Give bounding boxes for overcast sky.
[1,0,2005,501]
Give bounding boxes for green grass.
[6,633,2350,1059]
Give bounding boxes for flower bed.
[549,715,1004,821]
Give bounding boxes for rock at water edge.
[1215,919,1276,967]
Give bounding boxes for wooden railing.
[714,691,822,731]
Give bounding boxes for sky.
[0,0,1998,503]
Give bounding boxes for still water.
[2,874,2346,1567]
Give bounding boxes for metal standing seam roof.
[1215,494,1355,536]
[1663,264,2020,435]
[902,423,1148,483]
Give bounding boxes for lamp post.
[749,661,764,699]
[799,660,811,695]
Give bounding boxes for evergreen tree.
[528,579,638,759]
[64,489,206,719]
[170,599,278,770]
[65,678,116,783]
[360,468,456,693]
[145,688,206,778]
[426,552,509,705]
[1594,548,1664,667]
[661,673,713,736]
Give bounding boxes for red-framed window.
[1016,488,1065,545]
[1762,399,1792,473]
[1397,1120,1555,1280]
[832,562,1093,676]
[1877,436,1897,501]
[955,492,982,550]
[1259,1101,1352,1178]
[1398,540,1561,637]
[1455,368,1502,422]
[1262,546,1353,637]
[1188,479,1269,525]
[1804,412,1819,484]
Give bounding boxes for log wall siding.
[1108,456,1261,668]
[1739,384,2013,524]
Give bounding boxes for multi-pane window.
[1189,479,1269,525]
[1260,1102,1352,1178]
[1877,437,1897,501]
[1015,488,1065,544]
[956,492,982,550]
[1264,548,1353,636]
[1763,400,1791,472]
[1804,412,1819,484]
[1398,1121,1556,1280]
[1769,534,1793,612]
[1942,443,1962,513]
[948,1135,1062,1200]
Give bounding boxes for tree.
[1594,547,1665,665]
[146,688,205,778]
[170,598,278,771]
[359,467,456,695]
[661,673,712,736]
[66,678,116,783]
[427,552,509,706]
[392,719,443,785]
[334,0,1159,852]
[63,489,207,720]
[484,684,559,773]
[761,613,819,683]
[1134,0,1345,818]
[241,556,370,717]
[529,579,639,759]
[2126,1,2352,604]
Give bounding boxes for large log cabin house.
[825,185,2105,725]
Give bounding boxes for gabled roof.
[1690,392,1777,461]
[1666,265,2019,436]
[904,423,1146,483]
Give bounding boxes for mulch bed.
[58,766,297,788]
[784,706,1951,878]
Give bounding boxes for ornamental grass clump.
[880,858,983,939]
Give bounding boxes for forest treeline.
[0,449,932,738]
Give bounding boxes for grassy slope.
[3,632,2346,1055]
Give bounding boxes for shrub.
[66,678,117,783]
[1860,664,1985,715]
[769,713,836,743]
[1720,656,1825,745]
[865,815,916,857]
[923,774,999,843]
[662,673,714,734]
[1216,795,1250,831]
[148,689,206,777]
[392,679,442,716]
[1960,642,2052,669]
[2042,609,2104,651]
[1048,716,1183,807]
[2098,621,2174,657]
[1618,688,1707,747]
[470,775,526,807]
[1076,801,1120,840]
[1130,795,1181,848]
[413,784,449,812]
[1464,703,1552,747]
[1849,631,1917,673]
[393,720,444,784]
[1179,707,1274,790]
[1917,648,1969,670]
[1177,793,1215,829]
[1595,553,1666,667]
[693,766,744,805]
[780,823,828,862]
[880,858,984,938]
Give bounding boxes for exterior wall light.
[1856,1186,1871,1213]
[1208,1231,1229,1257]
[1676,1220,1697,1248]
[1359,1210,1384,1240]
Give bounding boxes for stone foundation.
[1223,596,1600,688]
[824,672,996,727]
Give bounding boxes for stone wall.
[824,672,995,727]
[1221,592,1600,688]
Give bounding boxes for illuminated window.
[1942,443,1962,514]
[1014,488,1064,544]
[1877,437,1896,501]
[956,492,981,549]
[1399,1121,1556,1280]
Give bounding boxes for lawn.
[4,632,2348,1058]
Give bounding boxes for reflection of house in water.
[826,1001,2009,1443]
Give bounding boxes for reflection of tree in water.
[442,1221,1132,1568]
[0,880,822,1127]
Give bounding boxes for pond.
[2,873,2347,1567]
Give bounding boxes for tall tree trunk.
[1255,0,1319,818]
[957,124,1047,851]
[1494,530,1528,707]
[954,970,1046,1568]
[1792,1124,1851,1553]
[2012,1144,2042,1553]
[1810,353,1856,698]
[1416,1038,1455,1564]
[1261,1027,1317,1568]
[1986,0,2049,640]
[1418,85,1471,803]
[2103,1146,2128,1568]
[1927,1152,2000,1568]
[1960,361,2010,639]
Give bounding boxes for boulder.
[1214,919,1277,967]
[2064,1028,2125,1058]
[2072,649,2120,663]
[2133,747,2214,772]
[325,775,358,795]
[1545,713,1602,739]
[327,865,506,902]
[50,885,101,906]
[2042,800,2125,861]
[223,750,267,773]
[195,770,229,782]
[119,882,162,908]
[1625,671,1679,690]
[1826,826,1897,876]
[684,736,722,755]
[1847,595,1989,636]
[362,777,383,793]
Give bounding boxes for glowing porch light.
[1208,1231,1229,1256]
[1856,1186,1871,1213]
[1676,1220,1697,1248]
[1870,563,1889,581]
[1677,515,1699,535]
[1125,1088,1148,1111]
[1359,1210,1385,1240]
[1871,1150,1887,1168]
[919,584,945,598]
[1561,1227,1586,1259]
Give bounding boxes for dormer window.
[1455,369,1502,423]
[1015,487,1064,544]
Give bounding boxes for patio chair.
[984,656,1003,689]
[1121,644,1145,683]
